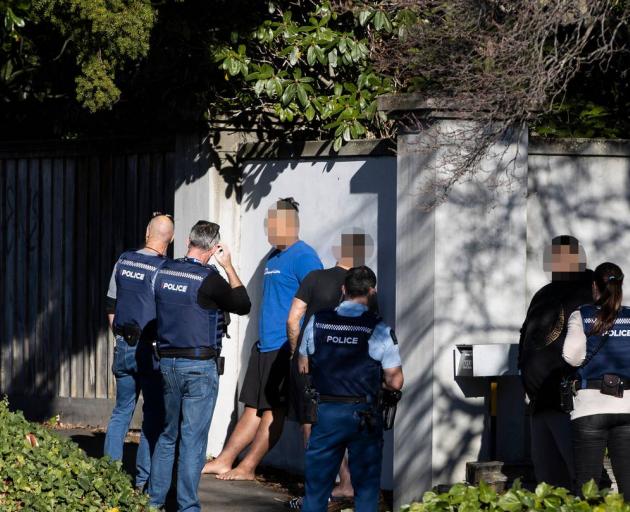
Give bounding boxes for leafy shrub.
[0,398,151,511]
[400,480,630,512]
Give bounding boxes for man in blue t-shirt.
[203,197,322,480]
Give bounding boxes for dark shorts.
[239,343,290,412]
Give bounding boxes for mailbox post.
[454,343,523,489]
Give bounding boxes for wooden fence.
[0,138,175,422]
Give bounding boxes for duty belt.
[318,394,367,404]
[158,347,218,360]
[582,379,630,390]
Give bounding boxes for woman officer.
[563,262,630,497]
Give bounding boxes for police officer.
[104,213,174,490]
[563,262,630,497]
[298,266,403,512]
[148,221,251,512]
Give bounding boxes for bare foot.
[201,458,232,475]
[331,484,354,499]
[215,466,256,481]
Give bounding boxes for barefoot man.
[202,197,322,480]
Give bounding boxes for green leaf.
[498,491,522,512]
[328,48,338,68]
[253,80,265,96]
[338,37,347,54]
[373,11,385,31]
[582,480,600,500]
[227,58,240,76]
[281,83,296,105]
[304,104,316,121]
[358,10,373,26]
[535,482,552,498]
[289,47,300,66]
[297,84,309,107]
[382,12,393,33]
[272,77,283,97]
[307,45,317,66]
[333,136,343,152]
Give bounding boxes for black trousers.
[572,414,630,498]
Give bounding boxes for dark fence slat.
[126,154,139,248]
[27,159,40,395]
[72,156,88,399]
[84,156,100,399]
[0,139,176,424]
[39,159,52,396]
[60,158,75,398]
[14,159,28,392]
[0,160,9,392]
[50,158,64,397]
[96,155,112,399]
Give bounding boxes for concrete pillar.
[173,130,245,457]
[390,112,528,508]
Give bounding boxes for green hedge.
[0,398,151,511]
[401,480,630,512]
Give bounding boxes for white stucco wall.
[394,122,529,508]
[173,131,630,509]
[528,140,630,298]
[236,154,398,487]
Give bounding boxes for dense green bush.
[401,480,630,512]
[0,398,151,511]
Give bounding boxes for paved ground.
[56,428,291,512]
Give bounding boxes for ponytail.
[590,262,624,336]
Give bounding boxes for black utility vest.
[113,250,166,336]
[154,258,224,350]
[311,309,381,400]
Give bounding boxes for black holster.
[559,376,576,413]
[114,323,141,347]
[380,389,402,430]
[302,376,319,424]
[216,356,225,376]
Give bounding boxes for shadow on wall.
[232,151,400,480]
[433,163,528,484]
[528,150,630,270]
[221,251,271,445]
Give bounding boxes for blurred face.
[543,243,586,275]
[265,207,299,247]
[333,232,375,267]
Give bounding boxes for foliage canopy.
[1,0,629,142]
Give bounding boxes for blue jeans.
[103,336,164,488]
[148,357,219,512]
[303,403,384,512]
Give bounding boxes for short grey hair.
[189,221,220,250]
